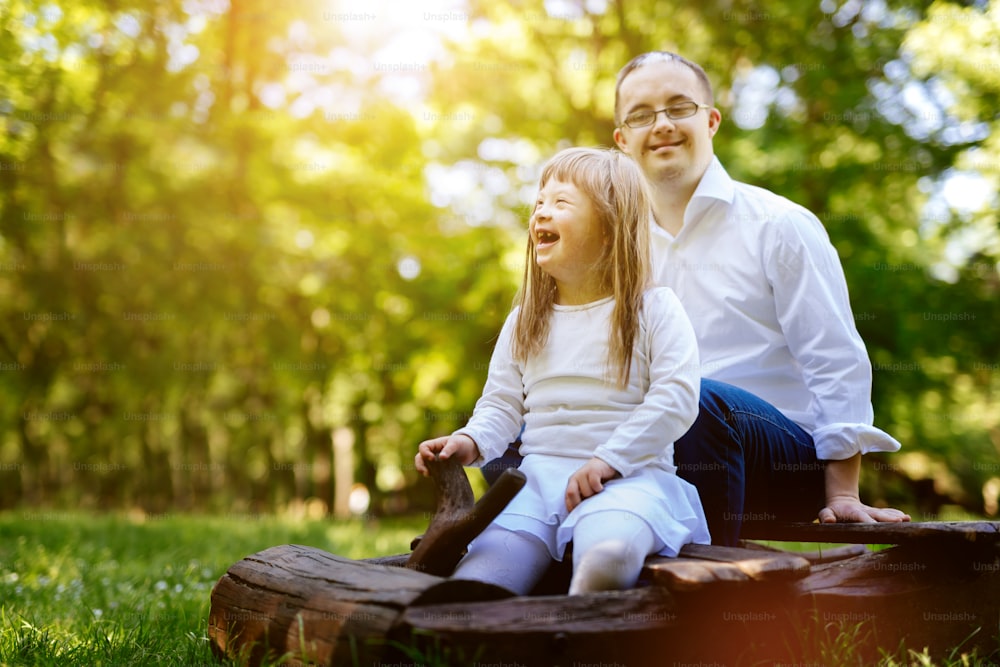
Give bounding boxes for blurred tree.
[0,0,519,514]
[0,0,996,518]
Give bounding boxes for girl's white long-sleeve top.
[455,287,701,478]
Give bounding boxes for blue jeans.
[481,379,826,546]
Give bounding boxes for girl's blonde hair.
[512,147,652,388]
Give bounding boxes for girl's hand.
[565,457,618,512]
[414,434,479,475]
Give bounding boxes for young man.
[611,51,909,544]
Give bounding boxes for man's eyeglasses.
[619,101,710,129]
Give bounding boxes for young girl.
[415,147,710,595]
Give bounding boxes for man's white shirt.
[649,156,901,460]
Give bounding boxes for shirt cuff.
[592,447,634,478]
[453,428,494,467]
[812,423,902,460]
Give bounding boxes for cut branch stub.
[406,456,526,577]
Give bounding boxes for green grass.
[1,513,997,666]
[0,511,423,666]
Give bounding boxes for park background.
[1,0,999,524]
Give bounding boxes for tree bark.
[406,456,526,576]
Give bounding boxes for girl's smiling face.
[529,179,608,305]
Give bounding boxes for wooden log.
[209,534,1000,665]
[208,456,527,666]
[406,457,526,576]
[679,543,812,580]
[642,543,811,592]
[208,544,447,665]
[210,444,1000,665]
[643,557,750,591]
[740,520,1000,545]
[739,513,1000,660]
[393,586,679,666]
[360,553,409,568]
[787,541,1000,661]
[745,541,870,565]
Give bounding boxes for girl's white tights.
[451,510,657,596]
[451,524,553,595]
[568,511,655,594]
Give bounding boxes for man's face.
[613,60,721,191]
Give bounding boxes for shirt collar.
[678,156,734,237]
[650,157,735,242]
[691,156,734,206]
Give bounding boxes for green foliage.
[385,628,486,667]
[790,615,999,667]
[0,0,998,515]
[0,0,519,513]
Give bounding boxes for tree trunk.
[208,545,440,666]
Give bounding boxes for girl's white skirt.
[490,454,711,560]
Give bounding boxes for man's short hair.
[614,52,715,126]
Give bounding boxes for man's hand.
[565,457,618,512]
[818,496,911,524]
[820,452,911,524]
[415,434,479,476]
